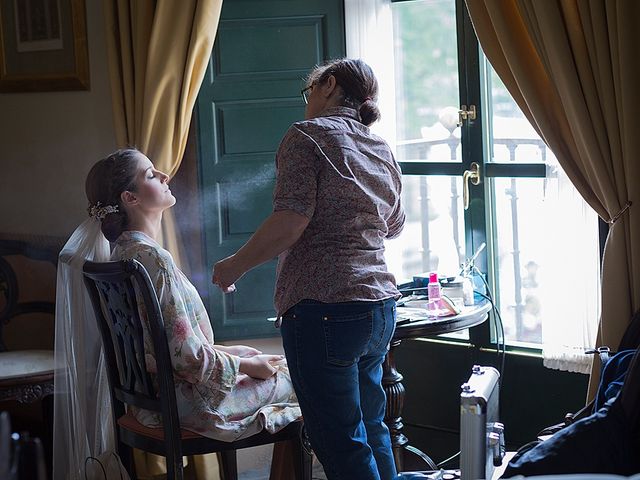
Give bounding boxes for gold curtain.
[465,0,640,397]
[104,0,222,271]
[104,0,223,477]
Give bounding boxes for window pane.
[491,177,600,345]
[392,0,461,163]
[385,175,465,282]
[487,65,547,164]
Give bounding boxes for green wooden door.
[197,0,345,340]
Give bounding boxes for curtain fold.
[103,1,223,477]
[465,0,640,394]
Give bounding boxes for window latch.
[463,162,481,210]
[457,104,477,127]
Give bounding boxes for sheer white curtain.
[541,165,601,374]
[344,0,397,150]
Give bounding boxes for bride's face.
[127,153,176,213]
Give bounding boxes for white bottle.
[462,275,475,305]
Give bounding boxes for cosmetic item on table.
[427,272,441,312]
[441,276,465,309]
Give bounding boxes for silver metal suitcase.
[460,365,504,480]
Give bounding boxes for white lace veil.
[53,217,115,479]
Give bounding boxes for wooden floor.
[241,459,327,480]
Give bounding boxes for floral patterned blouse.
[273,106,405,316]
[111,231,300,441]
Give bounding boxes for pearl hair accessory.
[88,202,119,220]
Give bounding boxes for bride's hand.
[239,355,284,379]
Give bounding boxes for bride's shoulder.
[113,232,173,273]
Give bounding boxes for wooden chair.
[0,239,57,404]
[82,259,312,480]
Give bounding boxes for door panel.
[197,0,345,339]
[217,100,303,155]
[215,17,325,77]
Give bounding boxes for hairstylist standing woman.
[212,58,405,480]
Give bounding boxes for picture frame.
[0,0,89,93]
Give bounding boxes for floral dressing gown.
[111,231,300,441]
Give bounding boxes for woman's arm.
[213,344,261,357]
[212,209,309,290]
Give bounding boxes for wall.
[0,0,116,239]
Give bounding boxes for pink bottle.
[427,272,441,312]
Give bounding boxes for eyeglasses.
[301,86,313,104]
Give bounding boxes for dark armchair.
[0,239,57,404]
[82,258,312,480]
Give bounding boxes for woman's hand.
[226,345,262,358]
[212,255,242,293]
[211,211,310,294]
[239,354,284,379]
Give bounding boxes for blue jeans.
[281,298,398,480]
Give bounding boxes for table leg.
[383,339,437,472]
[383,339,407,469]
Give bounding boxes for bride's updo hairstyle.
[306,58,380,126]
[85,148,140,242]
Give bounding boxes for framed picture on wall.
[0,0,89,93]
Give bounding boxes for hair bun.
[358,101,381,127]
[100,211,127,242]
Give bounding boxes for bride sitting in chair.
[54,148,301,479]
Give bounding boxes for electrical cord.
[467,265,505,386]
[470,292,503,384]
[474,291,506,381]
[437,450,460,468]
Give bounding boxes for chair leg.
[269,441,291,480]
[219,450,238,480]
[165,450,184,480]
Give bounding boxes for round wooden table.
[383,301,491,472]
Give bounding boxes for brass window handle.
[463,162,481,210]
[457,104,477,127]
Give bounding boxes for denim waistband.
[296,298,396,307]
